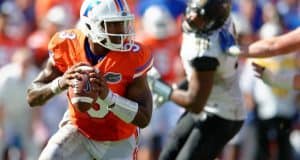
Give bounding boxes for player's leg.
[237,122,257,160]
[176,113,243,160]
[255,118,270,160]
[83,133,139,160]
[159,112,196,160]
[223,118,257,160]
[276,117,293,160]
[38,122,93,160]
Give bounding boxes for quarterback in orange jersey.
[26,0,153,159]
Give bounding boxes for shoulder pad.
[48,29,81,51]
[131,42,153,78]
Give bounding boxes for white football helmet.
[78,0,135,52]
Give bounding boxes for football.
[68,66,98,112]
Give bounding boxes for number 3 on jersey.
[87,98,109,118]
[59,31,76,40]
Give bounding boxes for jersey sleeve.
[180,32,222,73]
[191,57,220,71]
[133,43,153,79]
[48,32,69,72]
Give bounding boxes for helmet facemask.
[101,17,135,51]
[79,0,135,52]
[183,4,215,34]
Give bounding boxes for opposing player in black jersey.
[148,0,245,159]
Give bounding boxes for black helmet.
[184,0,231,33]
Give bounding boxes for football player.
[138,5,186,160]
[26,0,153,159]
[149,0,245,159]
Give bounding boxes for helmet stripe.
[83,0,101,16]
[83,5,93,16]
[115,0,124,11]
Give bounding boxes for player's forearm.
[167,80,190,107]
[172,71,214,113]
[241,28,300,58]
[171,88,209,114]
[27,78,64,107]
[126,91,152,128]
[131,103,152,128]
[104,90,152,128]
[171,89,196,110]
[241,39,282,58]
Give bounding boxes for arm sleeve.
[133,44,154,79]
[191,56,220,71]
[48,32,69,72]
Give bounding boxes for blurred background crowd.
[0,0,299,160]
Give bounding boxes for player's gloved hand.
[219,29,241,56]
[148,78,173,108]
[147,68,173,108]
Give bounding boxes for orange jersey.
[48,29,153,141]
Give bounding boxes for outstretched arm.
[171,69,214,113]
[240,27,300,58]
